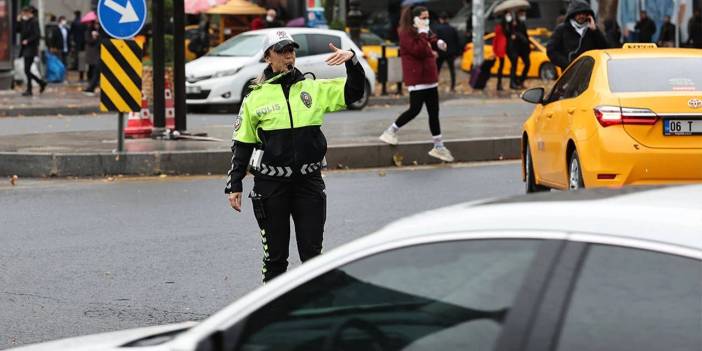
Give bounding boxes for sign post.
[98,0,147,152]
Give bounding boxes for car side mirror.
[521,87,545,104]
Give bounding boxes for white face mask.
[266,15,274,22]
[505,14,513,22]
[425,19,430,26]
[21,15,29,20]
[518,15,526,21]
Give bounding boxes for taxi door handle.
[567,108,576,115]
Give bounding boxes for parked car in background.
[461,29,561,80]
[10,185,702,351]
[521,45,702,192]
[185,28,376,111]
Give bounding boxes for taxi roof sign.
[622,43,658,49]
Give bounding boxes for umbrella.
[80,11,97,23]
[401,0,439,6]
[185,0,227,14]
[206,0,266,15]
[492,0,530,14]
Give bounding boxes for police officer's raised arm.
[225,96,258,212]
[320,43,366,110]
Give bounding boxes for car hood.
[8,321,197,351]
[186,55,257,79]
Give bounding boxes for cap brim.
[272,40,300,52]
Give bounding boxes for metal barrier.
[377,45,403,96]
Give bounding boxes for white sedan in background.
[185,28,376,111]
[11,185,702,351]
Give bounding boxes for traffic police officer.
[225,30,365,282]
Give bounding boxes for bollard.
[379,45,388,96]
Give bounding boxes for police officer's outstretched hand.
[229,192,242,212]
[325,43,355,66]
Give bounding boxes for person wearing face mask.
[493,14,508,91]
[225,30,365,283]
[547,0,608,70]
[379,6,454,163]
[264,8,283,28]
[505,10,530,89]
[16,6,47,96]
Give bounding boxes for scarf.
[570,19,588,37]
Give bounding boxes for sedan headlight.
[212,67,243,78]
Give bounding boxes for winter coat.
[659,22,676,44]
[17,17,40,58]
[398,29,439,86]
[434,22,461,57]
[688,16,702,48]
[493,23,507,58]
[635,18,657,43]
[505,20,529,55]
[546,0,608,70]
[84,29,100,65]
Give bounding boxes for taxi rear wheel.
[569,150,585,190]
[526,144,550,193]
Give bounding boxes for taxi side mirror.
[521,87,545,104]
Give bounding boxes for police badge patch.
[300,91,312,108]
[234,114,242,131]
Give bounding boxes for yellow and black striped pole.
[99,39,143,152]
[99,39,143,113]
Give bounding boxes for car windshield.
[608,57,702,93]
[207,34,263,57]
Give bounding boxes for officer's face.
[266,45,296,73]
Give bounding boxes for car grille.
[186,90,211,100]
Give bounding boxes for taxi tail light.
[594,106,659,127]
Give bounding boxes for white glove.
[437,39,447,51]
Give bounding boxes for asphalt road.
[0,162,523,349]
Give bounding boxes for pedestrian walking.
[547,0,608,70]
[264,8,284,28]
[224,30,365,282]
[688,10,702,48]
[433,12,460,92]
[70,11,86,80]
[83,21,100,95]
[635,11,656,43]
[44,14,61,54]
[378,6,454,163]
[17,6,46,96]
[505,10,530,89]
[493,15,508,91]
[658,16,676,47]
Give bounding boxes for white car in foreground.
[185,28,376,111]
[11,185,702,350]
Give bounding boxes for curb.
[0,105,101,117]
[0,137,520,177]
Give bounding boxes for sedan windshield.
[207,34,264,57]
[608,57,702,93]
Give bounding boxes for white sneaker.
[379,130,399,145]
[428,146,455,162]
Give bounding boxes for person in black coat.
[688,10,702,48]
[658,16,676,47]
[70,11,86,75]
[17,6,46,96]
[635,11,656,43]
[433,12,460,92]
[505,10,530,89]
[604,17,621,48]
[547,0,608,70]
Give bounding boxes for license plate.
[663,119,702,136]
[186,86,201,94]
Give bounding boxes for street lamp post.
[347,0,362,47]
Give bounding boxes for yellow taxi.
[521,44,702,192]
[461,28,561,80]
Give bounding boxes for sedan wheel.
[348,81,370,110]
[569,150,585,190]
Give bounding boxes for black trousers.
[85,64,100,92]
[23,56,43,93]
[436,55,456,90]
[394,87,441,136]
[251,173,326,282]
[508,49,530,86]
[496,57,506,88]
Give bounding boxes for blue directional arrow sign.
[98,0,147,39]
